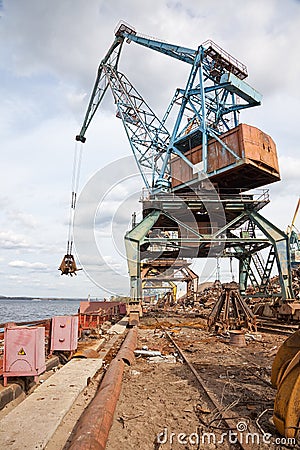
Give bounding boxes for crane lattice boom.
[75,22,261,190]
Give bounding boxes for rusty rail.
[166,331,256,450]
[68,327,137,450]
[0,318,51,329]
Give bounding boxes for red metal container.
[78,301,127,331]
[171,123,280,191]
[3,326,46,386]
[50,315,78,353]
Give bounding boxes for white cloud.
[8,260,49,270]
[6,210,38,229]
[279,155,300,181]
[0,231,29,249]
[7,274,25,279]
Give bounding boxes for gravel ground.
[106,315,294,450]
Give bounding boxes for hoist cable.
[216,257,220,281]
[230,256,235,281]
[66,141,83,254]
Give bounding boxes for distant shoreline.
[0,296,86,301]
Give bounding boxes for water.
[0,298,81,325]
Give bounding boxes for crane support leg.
[239,255,258,293]
[248,211,294,301]
[124,210,161,323]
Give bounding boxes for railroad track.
[148,309,300,336]
[164,330,276,450]
[256,320,299,336]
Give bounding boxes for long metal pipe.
[68,327,137,450]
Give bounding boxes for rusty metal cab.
[171,123,280,191]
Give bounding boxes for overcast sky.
[0,0,299,298]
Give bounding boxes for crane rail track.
[164,330,267,450]
[256,319,299,336]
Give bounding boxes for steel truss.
[141,259,198,305]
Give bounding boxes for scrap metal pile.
[148,268,300,325]
[246,267,300,300]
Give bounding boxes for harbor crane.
[60,21,295,323]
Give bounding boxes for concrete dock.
[0,317,129,449]
[0,358,103,449]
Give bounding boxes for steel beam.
[247,211,294,300]
[124,210,161,303]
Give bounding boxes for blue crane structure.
[66,22,298,325]
[76,23,261,190]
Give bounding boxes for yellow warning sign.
[18,347,26,355]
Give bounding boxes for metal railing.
[202,39,248,79]
[141,187,269,204]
